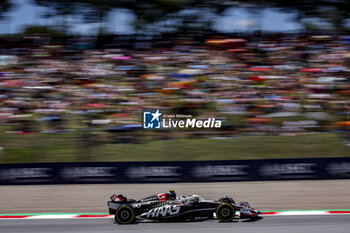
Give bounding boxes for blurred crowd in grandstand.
[0,33,349,144]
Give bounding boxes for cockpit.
[175,194,204,204]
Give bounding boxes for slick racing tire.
[216,203,236,222]
[115,205,135,224]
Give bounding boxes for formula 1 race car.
[107,190,261,224]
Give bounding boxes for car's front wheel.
[216,203,236,222]
[115,205,135,224]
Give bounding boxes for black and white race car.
[107,190,261,224]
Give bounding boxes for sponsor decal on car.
[108,202,121,210]
[144,205,181,218]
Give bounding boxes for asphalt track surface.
[1,215,350,233]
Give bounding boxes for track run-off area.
[2,180,350,213]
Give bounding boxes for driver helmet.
[169,189,176,200]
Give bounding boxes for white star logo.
[151,109,162,122]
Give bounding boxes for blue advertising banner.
[0,157,350,185]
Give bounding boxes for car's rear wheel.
[115,205,135,224]
[216,203,235,222]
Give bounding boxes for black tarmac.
[1,215,350,233]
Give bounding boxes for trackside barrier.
[0,157,350,185]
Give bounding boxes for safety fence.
[0,157,350,185]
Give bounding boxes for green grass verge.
[0,132,349,163]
